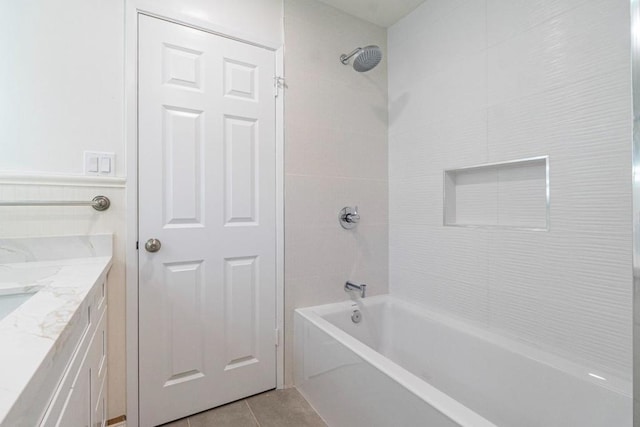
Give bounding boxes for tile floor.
[161,388,327,427]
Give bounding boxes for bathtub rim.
[298,294,631,397]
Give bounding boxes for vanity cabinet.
[39,276,108,427]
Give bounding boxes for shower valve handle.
[339,206,360,229]
[346,206,360,223]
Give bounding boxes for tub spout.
[345,281,367,298]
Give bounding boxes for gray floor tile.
[189,400,258,427]
[246,388,327,427]
[159,419,189,427]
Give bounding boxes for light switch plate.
[84,151,115,176]
[99,156,111,173]
[88,156,99,173]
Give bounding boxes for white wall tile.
[390,0,467,47]
[389,50,487,134]
[487,68,630,162]
[496,163,548,228]
[487,0,630,106]
[487,0,591,46]
[388,0,486,91]
[389,109,488,178]
[487,229,631,374]
[389,236,491,325]
[389,0,632,381]
[390,174,444,226]
[284,0,388,385]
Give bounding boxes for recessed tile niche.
[444,157,549,230]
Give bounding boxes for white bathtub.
[294,295,631,427]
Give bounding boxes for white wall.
[142,0,283,47]
[388,0,632,381]
[0,0,283,177]
[0,0,283,420]
[284,0,388,385]
[0,0,125,176]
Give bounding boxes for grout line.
[484,0,489,164]
[245,399,261,427]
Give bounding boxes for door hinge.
[275,328,280,347]
[136,241,139,250]
[274,76,286,97]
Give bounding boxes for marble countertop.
[0,235,112,425]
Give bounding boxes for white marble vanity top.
[0,235,112,425]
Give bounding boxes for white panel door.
[138,14,277,427]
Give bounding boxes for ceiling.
[314,0,426,27]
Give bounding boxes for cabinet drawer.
[39,304,107,427]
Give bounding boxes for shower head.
[340,45,382,72]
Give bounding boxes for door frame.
[125,3,285,426]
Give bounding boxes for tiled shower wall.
[284,0,388,384]
[388,0,632,380]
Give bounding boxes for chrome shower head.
[340,45,382,72]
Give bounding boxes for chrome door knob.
[145,238,162,253]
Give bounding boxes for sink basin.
[0,292,36,321]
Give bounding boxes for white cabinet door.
[138,15,277,426]
[91,311,107,427]
[53,306,107,427]
[56,365,90,427]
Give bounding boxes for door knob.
[145,238,162,253]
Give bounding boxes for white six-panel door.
[138,15,277,426]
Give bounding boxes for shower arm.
[340,48,362,64]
